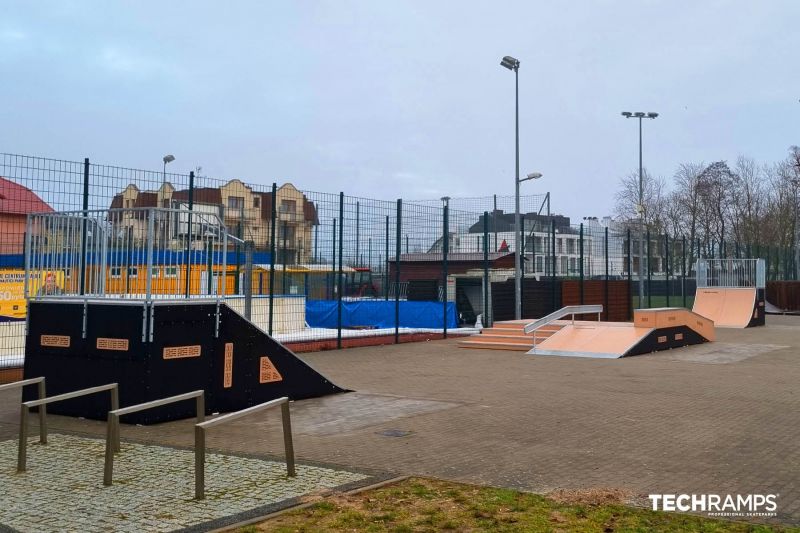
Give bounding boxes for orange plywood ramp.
[692,288,756,328]
[634,308,715,342]
[532,322,651,359]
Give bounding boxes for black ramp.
[24,300,346,424]
[212,304,345,413]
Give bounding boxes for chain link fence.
[2,152,799,375]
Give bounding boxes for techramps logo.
[648,494,778,518]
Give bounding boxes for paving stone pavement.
[0,434,370,533]
[1,316,799,527]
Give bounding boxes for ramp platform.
[530,308,714,358]
[23,300,345,424]
[692,287,765,328]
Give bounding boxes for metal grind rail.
[18,382,118,472]
[103,390,205,487]
[0,377,47,445]
[194,396,295,500]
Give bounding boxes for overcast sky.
[1,1,797,219]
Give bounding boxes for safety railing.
[0,377,47,446]
[103,390,205,486]
[18,383,118,472]
[523,304,603,349]
[194,396,295,500]
[25,207,230,301]
[696,258,766,289]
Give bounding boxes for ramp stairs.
[459,305,602,352]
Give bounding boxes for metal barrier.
[18,382,118,472]
[194,397,295,500]
[103,390,205,486]
[0,377,47,445]
[696,258,766,289]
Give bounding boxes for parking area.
[1,315,799,527]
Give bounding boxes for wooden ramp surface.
[532,322,651,358]
[692,288,755,328]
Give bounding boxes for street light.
[621,111,658,309]
[500,55,526,319]
[162,154,175,187]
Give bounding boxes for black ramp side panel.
[216,304,345,411]
[625,325,708,357]
[24,300,345,424]
[747,288,766,327]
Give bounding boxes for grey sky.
[1,1,797,220]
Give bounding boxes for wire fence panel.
[3,151,800,375]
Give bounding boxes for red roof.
[0,176,54,215]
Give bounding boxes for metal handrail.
[523,305,604,334]
[194,397,295,500]
[103,390,205,487]
[18,382,118,472]
[0,377,47,446]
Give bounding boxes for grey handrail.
[194,397,295,500]
[103,390,205,487]
[523,305,603,335]
[18,382,118,472]
[0,377,47,446]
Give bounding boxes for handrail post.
[37,379,47,444]
[104,413,116,486]
[195,425,206,500]
[281,402,296,477]
[17,404,29,472]
[111,385,120,452]
[196,394,205,424]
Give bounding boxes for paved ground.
[1,315,799,527]
[0,434,370,533]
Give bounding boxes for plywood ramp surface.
[692,288,755,328]
[533,323,652,358]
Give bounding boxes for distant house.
[0,176,53,254]
[109,181,319,263]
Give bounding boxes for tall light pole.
[501,55,527,319]
[162,154,175,187]
[621,111,657,308]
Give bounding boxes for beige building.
[109,180,318,262]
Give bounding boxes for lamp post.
[620,111,657,308]
[162,154,175,186]
[500,55,528,320]
[514,172,542,318]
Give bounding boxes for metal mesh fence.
[1,151,799,374]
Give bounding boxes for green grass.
[242,478,795,533]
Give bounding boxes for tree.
[613,168,667,231]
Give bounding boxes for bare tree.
[614,168,667,230]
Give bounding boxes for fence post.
[385,215,389,300]
[682,235,687,308]
[520,213,525,317]
[185,171,195,298]
[79,157,90,296]
[646,229,651,308]
[330,218,340,300]
[579,223,584,305]
[627,228,632,318]
[268,183,277,335]
[665,232,670,307]
[483,211,490,327]
[395,200,402,344]
[604,226,609,320]
[243,241,254,320]
[551,219,556,313]
[442,203,449,338]
[337,193,344,350]
[355,201,360,267]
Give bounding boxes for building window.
[228,196,244,210]
[128,267,138,278]
[535,256,543,272]
[567,239,576,255]
[151,267,160,278]
[569,257,576,272]
[253,196,260,208]
[110,267,121,278]
[560,256,568,274]
[164,267,178,278]
[280,199,296,214]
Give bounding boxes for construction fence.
[1,152,798,373]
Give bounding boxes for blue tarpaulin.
[306,300,457,330]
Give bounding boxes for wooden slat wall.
[561,280,631,322]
